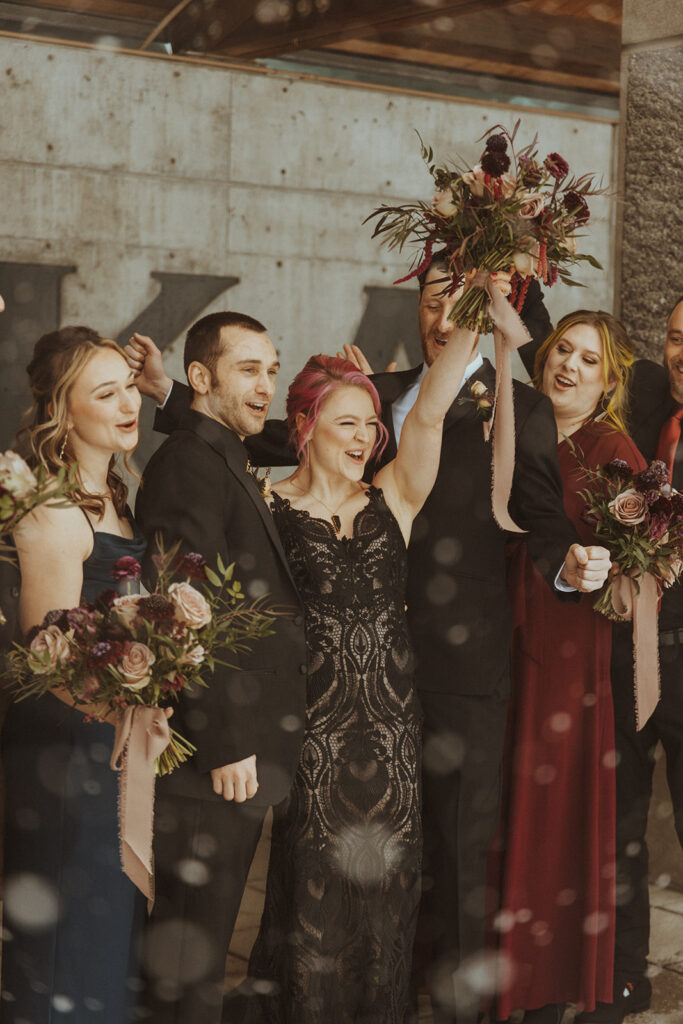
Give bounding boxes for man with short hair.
[575,297,683,1024]
[135,311,307,1024]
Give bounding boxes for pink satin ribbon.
[110,705,172,898]
[611,573,660,729]
[472,271,531,534]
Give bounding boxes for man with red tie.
[577,296,683,1024]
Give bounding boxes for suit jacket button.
[299,663,308,674]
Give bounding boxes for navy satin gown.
[1,520,147,1023]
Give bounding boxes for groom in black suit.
[135,312,307,1024]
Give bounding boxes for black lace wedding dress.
[246,486,422,1024]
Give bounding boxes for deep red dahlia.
[111,556,142,583]
[480,150,511,177]
[138,595,176,622]
[563,190,590,225]
[485,133,508,153]
[544,152,569,180]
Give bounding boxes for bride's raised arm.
[374,320,478,535]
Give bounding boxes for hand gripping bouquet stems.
[5,541,278,896]
[576,451,683,727]
[365,121,606,333]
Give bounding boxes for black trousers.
[138,793,268,1024]
[415,684,509,1024]
[610,625,683,983]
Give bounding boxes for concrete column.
[617,0,683,358]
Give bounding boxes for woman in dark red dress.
[493,311,646,1024]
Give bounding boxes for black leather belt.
[659,628,683,646]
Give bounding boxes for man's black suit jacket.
[369,358,578,694]
[136,409,307,807]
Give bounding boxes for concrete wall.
[0,34,618,462]
[617,1,683,358]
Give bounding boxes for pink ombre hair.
[286,355,389,464]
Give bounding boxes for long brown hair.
[533,310,634,434]
[18,326,130,518]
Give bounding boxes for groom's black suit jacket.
[136,409,307,807]
[369,358,579,694]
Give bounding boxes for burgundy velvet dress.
[493,422,646,1018]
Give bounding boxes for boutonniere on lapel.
[246,462,272,498]
[459,380,494,422]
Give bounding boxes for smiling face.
[418,264,467,367]
[201,327,279,438]
[541,322,611,426]
[66,347,141,458]
[306,385,379,482]
[664,301,683,403]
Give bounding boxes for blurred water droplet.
[533,764,556,785]
[143,920,215,984]
[4,874,60,932]
[656,873,671,889]
[602,748,618,769]
[493,909,516,933]
[625,840,641,857]
[549,711,571,733]
[192,833,217,859]
[516,907,532,923]
[280,714,302,732]
[52,994,75,1012]
[423,731,464,774]
[556,887,576,906]
[583,910,609,935]
[176,859,210,886]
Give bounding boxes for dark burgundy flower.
[518,155,542,187]
[66,607,98,635]
[650,460,670,484]
[642,489,662,507]
[547,264,559,286]
[138,595,176,622]
[175,552,208,581]
[671,493,683,520]
[111,556,142,583]
[563,190,590,225]
[87,640,117,670]
[634,468,661,493]
[646,496,673,541]
[544,152,569,180]
[95,589,119,613]
[25,624,40,646]
[604,458,631,481]
[42,608,69,630]
[480,150,511,177]
[485,133,508,153]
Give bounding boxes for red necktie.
[656,406,683,481]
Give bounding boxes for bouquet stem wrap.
[611,572,660,729]
[110,705,171,898]
[472,270,531,534]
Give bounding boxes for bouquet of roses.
[365,121,605,333]
[579,456,683,620]
[7,543,276,774]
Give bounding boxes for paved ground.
[225,813,683,1023]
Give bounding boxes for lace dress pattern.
[247,486,422,1023]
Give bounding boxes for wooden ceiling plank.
[172,0,521,59]
[328,37,619,92]
[20,0,171,21]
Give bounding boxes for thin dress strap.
[80,508,96,536]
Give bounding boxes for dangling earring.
[59,429,69,460]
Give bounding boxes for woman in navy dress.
[1,326,146,1023]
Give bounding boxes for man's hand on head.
[335,344,397,375]
[124,332,173,404]
[561,543,611,593]
[210,754,258,802]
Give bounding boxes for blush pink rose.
[168,582,211,629]
[433,189,458,217]
[181,644,206,667]
[119,642,156,690]
[0,450,38,500]
[462,165,486,197]
[519,195,545,218]
[29,625,71,673]
[112,594,143,631]
[609,488,648,526]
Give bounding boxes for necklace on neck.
[289,479,362,535]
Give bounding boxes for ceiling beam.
[170,0,521,59]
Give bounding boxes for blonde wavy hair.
[17,326,130,518]
[533,310,634,435]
